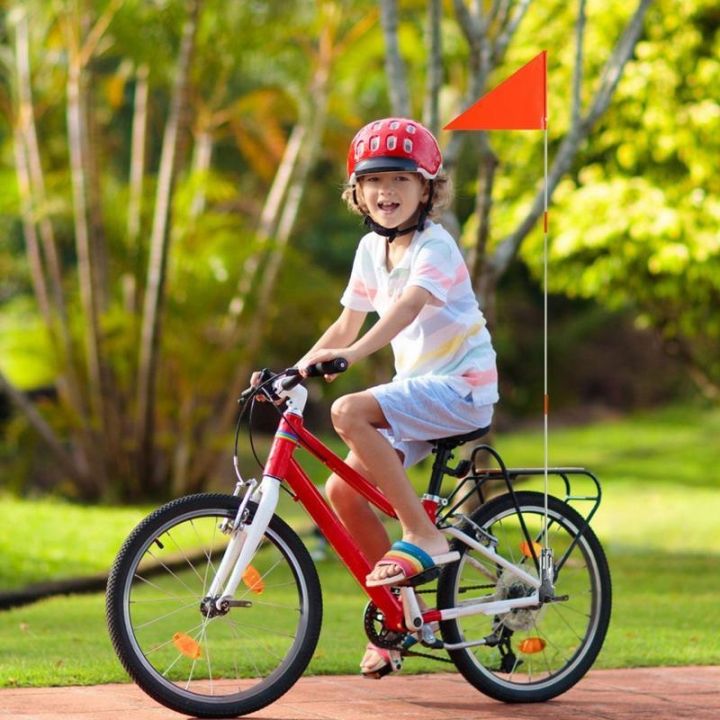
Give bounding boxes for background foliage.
[0,0,717,501]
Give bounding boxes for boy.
[258,117,498,675]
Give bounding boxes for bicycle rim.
[438,491,611,702]
[106,494,322,717]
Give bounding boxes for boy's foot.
[360,643,402,678]
[365,539,459,587]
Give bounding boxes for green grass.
[1,402,719,687]
[0,499,153,591]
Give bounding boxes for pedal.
[405,566,440,587]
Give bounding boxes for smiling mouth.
[378,202,400,212]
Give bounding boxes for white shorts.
[369,376,494,468]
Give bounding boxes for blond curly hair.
[341,170,453,220]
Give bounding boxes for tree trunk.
[379,0,411,116]
[423,0,442,136]
[136,0,201,492]
[468,141,499,317]
[187,33,334,493]
[66,16,110,495]
[125,63,149,315]
[13,8,89,427]
[189,126,214,218]
[479,0,652,296]
[445,0,652,320]
[83,65,110,312]
[223,122,307,336]
[13,128,50,325]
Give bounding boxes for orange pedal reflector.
[518,637,546,654]
[519,541,542,558]
[173,632,202,659]
[242,564,265,594]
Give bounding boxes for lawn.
[1,402,718,687]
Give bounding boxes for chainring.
[363,602,408,650]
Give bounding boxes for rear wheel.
[437,491,611,702]
[106,493,322,718]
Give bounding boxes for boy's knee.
[330,394,360,435]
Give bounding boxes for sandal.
[365,540,459,587]
[360,623,440,679]
[360,643,402,679]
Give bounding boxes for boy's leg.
[325,452,391,565]
[330,391,449,584]
[325,454,398,675]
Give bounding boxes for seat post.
[427,444,452,497]
[425,426,490,502]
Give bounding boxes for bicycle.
[106,359,611,718]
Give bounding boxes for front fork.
[204,475,280,614]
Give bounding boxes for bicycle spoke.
[144,550,199,597]
[191,518,221,596]
[133,599,201,630]
[132,572,196,602]
[164,528,211,588]
[227,617,288,664]
[439,492,610,702]
[107,495,321,716]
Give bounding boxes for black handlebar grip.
[279,358,349,391]
[305,358,349,377]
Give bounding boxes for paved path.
[2,667,718,720]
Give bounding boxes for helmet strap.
[358,180,435,244]
[363,215,418,243]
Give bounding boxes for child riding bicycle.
[253,117,499,677]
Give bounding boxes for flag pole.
[542,52,550,550]
[442,48,550,543]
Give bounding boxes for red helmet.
[347,118,442,183]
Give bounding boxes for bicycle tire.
[437,491,611,703]
[106,493,322,718]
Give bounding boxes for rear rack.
[436,444,603,529]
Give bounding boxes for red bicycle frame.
[262,411,439,631]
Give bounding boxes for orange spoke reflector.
[242,564,265,594]
[519,541,542,558]
[173,632,202,659]
[518,637,546,655]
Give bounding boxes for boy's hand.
[249,369,268,402]
[249,369,281,403]
[300,349,356,381]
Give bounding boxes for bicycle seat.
[431,425,490,450]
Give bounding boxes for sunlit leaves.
[515,0,720,392]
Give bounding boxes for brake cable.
[234,369,292,475]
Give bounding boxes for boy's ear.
[353,185,369,213]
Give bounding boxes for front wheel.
[106,493,322,718]
[437,491,611,703]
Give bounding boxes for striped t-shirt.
[340,221,499,406]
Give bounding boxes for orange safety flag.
[444,51,547,131]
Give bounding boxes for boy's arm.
[347,286,430,362]
[301,286,431,369]
[297,306,367,366]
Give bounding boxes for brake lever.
[239,368,278,404]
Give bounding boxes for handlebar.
[279,358,349,391]
[240,358,349,402]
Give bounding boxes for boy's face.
[356,172,429,229]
